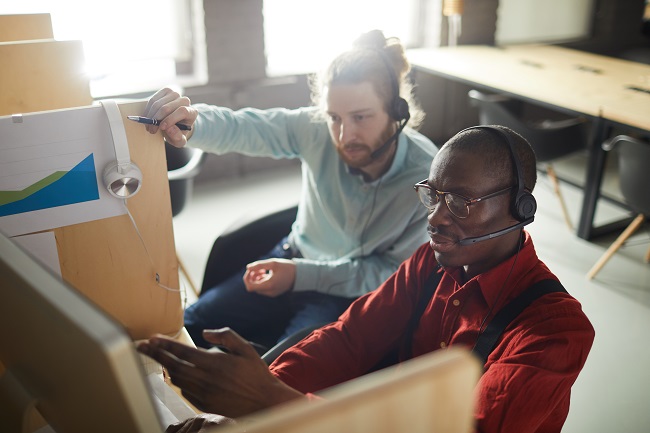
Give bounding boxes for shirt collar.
[444,231,538,308]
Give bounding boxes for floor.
[172,152,650,433]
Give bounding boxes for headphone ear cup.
[103,161,143,199]
[391,97,410,122]
[513,191,537,221]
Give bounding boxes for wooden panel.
[218,348,480,433]
[0,23,81,419]
[0,39,92,116]
[0,14,53,42]
[0,21,182,426]
[0,33,180,340]
[54,100,183,340]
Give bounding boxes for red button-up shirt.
[270,232,595,432]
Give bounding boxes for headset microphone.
[458,217,534,246]
[369,118,408,160]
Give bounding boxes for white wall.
[496,0,595,44]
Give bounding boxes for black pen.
[127,115,191,131]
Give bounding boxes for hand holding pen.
[128,116,191,131]
[141,87,197,148]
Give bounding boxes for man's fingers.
[144,87,174,114]
[159,103,193,129]
[202,328,261,358]
[145,88,180,119]
[137,339,192,370]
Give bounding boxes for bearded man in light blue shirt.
[143,30,437,350]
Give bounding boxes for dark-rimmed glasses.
[413,179,513,219]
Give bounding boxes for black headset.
[460,125,537,222]
[375,49,410,123]
[364,49,412,162]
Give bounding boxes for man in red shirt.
[139,126,595,433]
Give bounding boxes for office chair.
[166,143,207,295]
[468,89,589,230]
[200,204,298,294]
[261,323,326,365]
[166,143,206,217]
[587,135,650,279]
[197,204,305,359]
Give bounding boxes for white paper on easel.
[0,105,126,237]
[11,231,62,277]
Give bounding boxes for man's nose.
[427,197,453,224]
[339,121,357,143]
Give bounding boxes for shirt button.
[452,299,460,307]
[440,342,447,348]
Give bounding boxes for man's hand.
[165,413,236,433]
[137,328,304,418]
[143,87,198,148]
[243,258,296,297]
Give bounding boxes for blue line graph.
[0,154,100,217]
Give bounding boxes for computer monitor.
[0,233,166,433]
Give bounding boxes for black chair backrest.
[200,205,298,294]
[617,137,650,215]
[261,323,327,365]
[166,143,206,217]
[468,89,588,162]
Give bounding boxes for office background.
[165,2,646,432]
[8,0,643,182]
[190,0,648,183]
[2,1,649,432]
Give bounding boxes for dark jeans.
[184,237,355,350]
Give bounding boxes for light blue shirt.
[189,104,437,298]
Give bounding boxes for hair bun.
[352,29,386,50]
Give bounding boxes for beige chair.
[587,135,650,279]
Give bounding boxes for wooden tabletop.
[408,44,650,131]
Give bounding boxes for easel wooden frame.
[0,14,53,42]
[0,13,182,340]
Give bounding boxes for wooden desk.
[408,44,650,240]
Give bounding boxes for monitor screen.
[0,233,165,433]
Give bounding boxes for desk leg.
[577,118,610,240]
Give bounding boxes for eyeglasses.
[413,179,513,219]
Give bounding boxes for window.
[496,0,595,45]
[1,0,207,98]
[263,0,421,76]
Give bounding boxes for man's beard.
[337,123,396,169]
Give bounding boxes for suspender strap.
[472,279,567,366]
[403,266,442,359]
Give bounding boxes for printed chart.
[0,105,126,237]
[0,153,99,217]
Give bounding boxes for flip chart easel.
[0,16,184,432]
[0,14,182,340]
[54,101,183,339]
